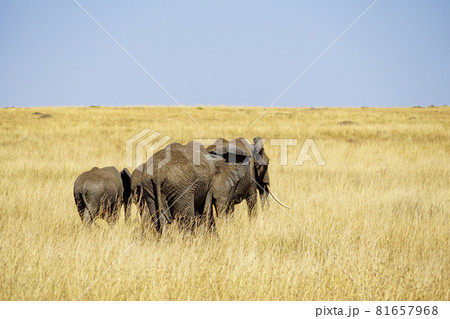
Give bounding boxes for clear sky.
[1,0,449,107]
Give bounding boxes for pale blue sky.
[1,0,449,107]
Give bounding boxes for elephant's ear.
[206,138,228,153]
[208,140,250,164]
[121,168,132,196]
[253,136,268,165]
[252,137,270,185]
[228,164,249,186]
[253,136,264,153]
[214,161,250,190]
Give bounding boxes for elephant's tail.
[154,180,162,232]
[81,192,93,224]
[136,186,144,212]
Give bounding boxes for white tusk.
[267,185,290,209]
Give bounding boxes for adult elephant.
[74,166,131,226]
[139,142,220,234]
[207,137,289,217]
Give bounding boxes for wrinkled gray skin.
[74,167,131,226]
[207,136,270,217]
[139,142,245,234]
[130,163,169,224]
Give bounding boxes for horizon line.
[1,104,448,109]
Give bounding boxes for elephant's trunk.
[266,185,290,209]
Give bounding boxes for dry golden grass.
[0,105,448,300]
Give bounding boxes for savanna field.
[0,106,448,300]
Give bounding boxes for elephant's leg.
[143,198,161,234]
[75,192,97,226]
[141,204,151,226]
[141,202,149,224]
[98,197,110,221]
[259,186,270,211]
[103,199,115,225]
[176,201,196,233]
[152,207,162,235]
[124,197,132,223]
[214,200,228,217]
[159,194,172,227]
[82,208,93,227]
[108,203,121,226]
[246,186,258,217]
[74,194,86,223]
[226,204,235,217]
[207,208,217,235]
[83,196,100,226]
[213,202,218,216]
[201,189,217,234]
[158,202,170,232]
[137,202,144,220]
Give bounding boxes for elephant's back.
[74,167,122,196]
[231,138,254,156]
[74,170,92,194]
[162,143,214,196]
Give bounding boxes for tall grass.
[0,106,448,300]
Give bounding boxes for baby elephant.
[74,166,131,226]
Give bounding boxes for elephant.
[207,136,289,217]
[138,141,246,234]
[73,166,131,226]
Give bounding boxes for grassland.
[0,105,448,300]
